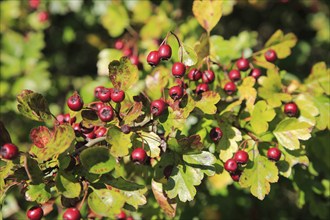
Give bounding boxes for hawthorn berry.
[29,0,40,9]
[209,127,223,142]
[111,89,125,103]
[224,158,238,173]
[224,82,237,95]
[284,102,299,117]
[172,62,186,78]
[91,101,104,111]
[98,88,112,102]
[202,70,215,84]
[228,69,241,82]
[94,86,105,99]
[38,11,48,23]
[94,127,107,138]
[27,206,44,220]
[147,50,160,66]
[264,49,277,62]
[121,124,131,134]
[249,68,262,79]
[123,48,133,57]
[72,123,81,133]
[158,44,172,60]
[130,55,139,66]
[236,57,250,71]
[169,85,184,100]
[1,143,19,160]
[127,216,134,220]
[114,39,124,50]
[150,99,167,117]
[233,150,249,164]
[131,148,147,164]
[56,114,65,124]
[267,147,282,162]
[116,210,127,220]
[230,170,242,182]
[63,207,81,220]
[98,105,114,122]
[67,93,84,111]
[84,130,96,139]
[196,83,209,94]
[187,68,202,81]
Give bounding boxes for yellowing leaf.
[101,3,129,37]
[55,171,82,198]
[192,0,223,33]
[314,95,330,130]
[250,101,276,134]
[106,127,133,157]
[304,62,330,96]
[195,91,221,114]
[217,124,242,161]
[25,183,51,203]
[273,118,312,150]
[194,33,210,62]
[277,148,309,178]
[295,94,319,127]
[239,155,279,200]
[138,131,161,158]
[238,76,257,111]
[152,179,177,218]
[181,43,198,66]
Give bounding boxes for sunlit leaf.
[122,101,143,125]
[55,170,82,198]
[217,124,242,161]
[131,1,152,23]
[195,91,220,114]
[295,94,319,127]
[101,3,129,37]
[181,43,198,66]
[250,101,276,134]
[194,33,210,62]
[304,62,330,96]
[145,66,170,100]
[152,179,177,218]
[25,183,51,203]
[97,49,123,76]
[120,188,147,209]
[238,77,257,111]
[277,148,309,178]
[314,95,330,130]
[138,131,161,158]
[106,126,133,157]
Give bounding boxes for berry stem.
[23,154,33,182]
[170,31,183,63]
[78,181,89,211]
[160,32,171,46]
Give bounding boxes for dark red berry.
[233,150,249,164]
[111,89,125,103]
[115,39,124,50]
[150,99,167,117]
[196,83,209,94]
[94,86,105,99]
[94,127,107,138]
[249,68,262,79]
[91,101,104,111]
[209,127,223,142]
[84,130,96,139]
[123,48,132,57]
[172,62,186,78]
[228,69,241,82]
[267,147,281,161]
[98,88,112,103]
[158,44,172,60]
[121,125,131,134]
[202,70,215,84]
[63,113,71,123]
[236,57,250,71]
[224,158,238,173]
[163,165,173,179]
[230,170,242,182]
[27,206,43,220]
[72,123,81,133]
[131,148,147,164]
[284,102,299,117]
[169,85,184,100]
[67,93,84,111]
[147,50,160,66]
[98,105,114,122]
[187,68,202,81]
[224,82,237,95]
[1,143,19,160]
[63,207,81,220]
[264,49,277,62]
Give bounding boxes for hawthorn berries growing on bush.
[284,102,299,117]
[228,69,241,82]
[62,207,81,220]
[150,99,167,117]
[233,150,249,165]
[67,92,84,111]
[188,68,202,81]
[202,70,215,84]
[172,62,186,78]
[265,49,277,62]
[236,57,250,71]
[98,105,114,122]
[111,89,125,103]
[158,44,172,60]
[131,148,148,164]
[196,83,209,94]
[169,85,184,100]
[224,158,238,173]
[209,127,223,142]
[147,51,160,66]
[1,143,19,160]
[27,206,44,220]
[267,147,282,162]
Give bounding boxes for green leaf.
[138,131,161,158]
[30,124,75,162]
[258,69,291,107]
[304,62,330,96]
[192,0,223,33]
[295,94,319,127]
[140,10,172,40]
[210,35,238,65]
[250,101,276,134]
[80,146,116,174]
[106,127,133,157]
[55,171,82,198]
[165,165,204,202]
[194,33,210,62]
[237,77,257,111]
[168,135,203,154]
[100,176,145,191]
[131,1,152,23]
[195,91,221,114]
[101,3,129,37]
[239,155,279,200]
[314,95,330,130]
[120,188,147,209]
[217,124,242,161]
[25,156,43,184]
[97,49,123,76]
[183,151,216,166]
[145,66,171,100]
[181,43,198,66]
[277,148,309,178]
[25,183,51,203]
[88,188,125,217]
[151,179,177,218]
[16,90,52,122]
[108,57,139,91]
[273,118,312,150]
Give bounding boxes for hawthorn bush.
[1,0,329,220]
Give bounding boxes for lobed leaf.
[152,179,177,218]
[295,94,319,127]
[120,188,147,210]
[101,3,129,37]
[194,33,210,62]
[181,43,198,66]
[237,77,257,112]
[195,91,221,114]
[25,183,51,203]
[250,100,276,134]
[217,124,242,161]
[145,66,170,100]
[106,126,133,157]
[138,131,161,158]
[55,170,82,198]
[304,62,330,96]
[277,148,309,178]
[314,95,330,130]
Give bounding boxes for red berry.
[284,102,299,117]
[94,86,105,99]
[224,82,237,95]
[126,216,134,220]
[63,113,71,123]
[1,143,19,160]
[150,99,167,117]
[123,48,132,57]
[84,130,96,139]
[116,210,127,220]
[228,69,241,82]
[27,206,43,220]
[147,51,160,66]
[202,70,215,84]
[130,55,139,65]
[38,11,48,23]
[94,127,107,138]
[98,105,114,122]
[267,147,282,161]
[56,114,65,124]
[187,68,202,81]
[264,49,277,62]
[230,170,242,182]
[233,150,249,164]
[172,62,186,78]
[249,68,262,79]
[121,125,131,134]
[67,93,84,111]
[209,127,223,142]
[115,39,124,50]
[131,148,147,164]
[29,0,40,9]
[169,85,184,100]
[158,44,172,60]
[196,83,209,94]
[72,123,81,133]
[98,88,112,102]
[224,158,238,173]
[111,89,125,103]
[63,208,81,220]
[236,58,250,71]
[91,101,104,111]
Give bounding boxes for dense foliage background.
[1,0,329,219]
